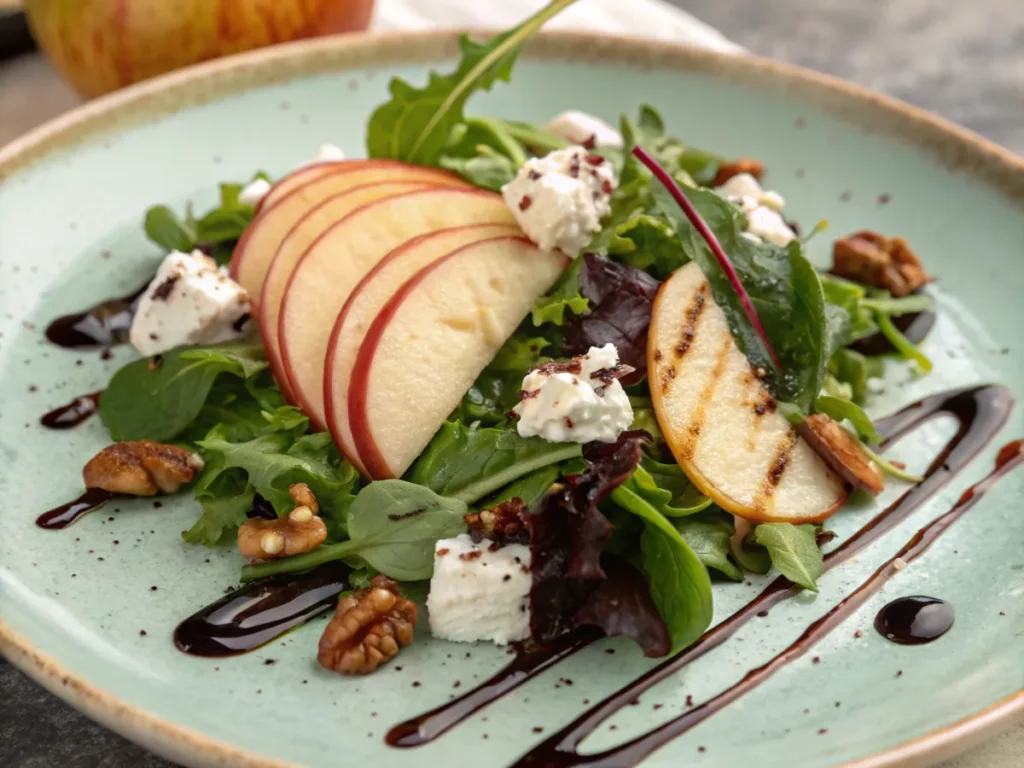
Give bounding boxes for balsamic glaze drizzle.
[874,596,954,645]
[386,384,1015,756]
[35,488,115,529]
[851,309,936,357]
[174,563,351,658]
[44,282,148,349]
[40,391,103,429]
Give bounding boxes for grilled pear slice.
[648,263,847,523]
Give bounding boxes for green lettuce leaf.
[530,256,589,326]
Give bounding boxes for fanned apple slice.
[325,223,520,473]
[232,160,465,302]
[279,187,517,429]
[259,180,450,403]
[349,236,569,479]
[648,262,847,523]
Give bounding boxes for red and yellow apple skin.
[27,0,375,98]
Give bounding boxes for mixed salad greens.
[101,0,934,657]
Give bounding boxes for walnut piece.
[712,158,765,187]
[464,498,529,546]
[798,414,885,495]
[83,441,204,496]
[318,575,417,675]
[832,230,931,297]
[237,483,327,562]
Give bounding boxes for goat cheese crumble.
[426,534,531,645]
[716,172,796,247]
[306,143,345,166]
[129,249,251,356]
[513,343,634,444]
[501,146,616,257]
[238,177,272,207]
[545,110,624,148]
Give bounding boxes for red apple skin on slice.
[349,236,570,479]
[324,223,521,473]
[279,187,517,430]
[648,262,847,524]
[232,160,465,303]
[258,180,452,404]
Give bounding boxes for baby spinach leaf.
[366,0,579,165]
[623,465,712,518]
[406,421,583,504]
[609,484,714,649]
[241,481,468,582]
[673,510,743,581]
[754,522,822,591]
[144,205,196,252]
[100,343,268,442]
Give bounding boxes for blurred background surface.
[0,0,1021,765]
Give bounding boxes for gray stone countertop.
[1,0,1021,765]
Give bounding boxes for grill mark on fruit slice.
[674,284,708,359]
[755,429,799,513]
[681,338,732,461]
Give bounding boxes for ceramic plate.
[1,30,1022,768]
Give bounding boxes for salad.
[49,0,938,677]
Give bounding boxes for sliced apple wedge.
[349,236,569,479]
[648,262,847,523]
[279,187,517,429]
[259,180,451,403]
[324,223,521,472]
[232,160,465,301]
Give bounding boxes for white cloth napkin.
[371,0,744,52]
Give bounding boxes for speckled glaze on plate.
[1,30,1022,768]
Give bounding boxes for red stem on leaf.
[632,145,782,369]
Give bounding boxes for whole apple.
[26,0,375,98]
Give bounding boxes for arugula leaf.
[622,465,712,518]
[366,0,579,165]
[406,421,582,504]
[531,257,590,327]
[815,393,882,444]
[609,483,714,649]
[673,509,743,581]
[241,480,468,582]
[100,343,268,442]
[439,153,516,191]
[601,213,685,278]
[182,470,254,547]
[754,522,823,591]
[478,463,562,510]
[828,348,884,404]
[196,430,359,541]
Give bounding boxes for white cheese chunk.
[305,143,345,166]
[238,178,272,206]
[501,146,616,257]
[129,250,251,356]
[716,172,796,247]
[427,534,531,645]
[545,110,624,149]
[513,343,634,444]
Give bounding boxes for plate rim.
[1,27,1022,768]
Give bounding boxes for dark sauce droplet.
[45,282,149,349]
[36,488,116,529]
[174,562,350,657]
[874,596,954,645]
[40,391,103,429]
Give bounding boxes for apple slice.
[324,223,521,472]
[232,160,465,301]
[349,236,569,479]
[259,180,452,403]
[278,187,517,429]
[648,262,847,523]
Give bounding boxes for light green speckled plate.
[1,30,1022,768]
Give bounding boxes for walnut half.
[712,157,765,187]
[832,230,931,297]
[237,482,327,561]
[318,575,417,675]
[83,441,204,496]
